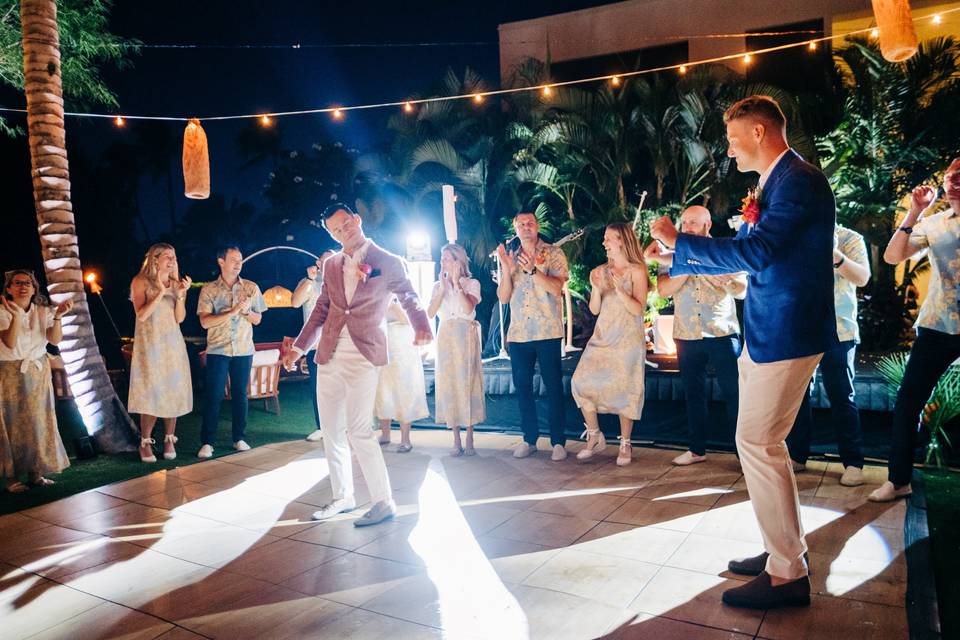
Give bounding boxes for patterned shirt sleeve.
[196,285,213,315]
[842,228,869,270]
[911,216,932,250]
[546,246,569,280]
[249,284,268,314]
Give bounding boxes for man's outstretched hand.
[649,216,679,249]
[281,349,302,372]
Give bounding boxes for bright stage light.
[405,231,432,262]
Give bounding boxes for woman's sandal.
[163,434,178,461]
[6,481,29,493]
[140,437,157,463]
[27,475,55,487]
[449,446,465,457]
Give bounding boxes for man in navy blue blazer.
[648,96,838,609]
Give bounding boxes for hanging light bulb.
[404,101,414,113]
[260,114,271,126]
[610,75,621,86]
[932,14,942,25]
[114,116,125,127]
[743,53,752,64]
[679,65,688,75]
[870,28,880,39]
[473,93,484,103]
[333,108,343,120]
[542,85,552,97]
[808,41,818,51]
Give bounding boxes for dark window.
[551,41,689,82]
[745,19,831,95]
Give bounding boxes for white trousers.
[315,333,392,505]
[736,345,822,580]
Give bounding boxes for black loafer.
[728,551,810,576]
[722,572,810,609]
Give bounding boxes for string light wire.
[1,8,956,125]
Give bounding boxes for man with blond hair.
[648,95,838,609]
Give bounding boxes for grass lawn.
[0,380,326,516]
[924,470,960,640]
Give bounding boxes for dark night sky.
[4,0,614,253]
[84,0,615,236]
[1,0,614,344]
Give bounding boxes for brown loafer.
[722,571,810,609]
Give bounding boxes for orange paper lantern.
[870,0,919,62]
[182,118,210,199]
[263,285,293,308]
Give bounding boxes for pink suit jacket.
[293,241,431,366]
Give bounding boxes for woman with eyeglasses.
[0,269,72,493]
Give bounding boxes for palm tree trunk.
[20,0,136,453]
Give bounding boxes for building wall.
[498,0,958,82]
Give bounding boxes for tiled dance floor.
[0,431,908,639]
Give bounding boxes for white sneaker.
[305,429,323,442]
[551,444,568,461]
[576,430,606,461]
[672,451,706,466]
[233,440,251,451]
[840,466,864,487]
[197,444,214,459]
[513,442,536,458]
[311,497,357,520]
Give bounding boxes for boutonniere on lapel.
[357,263,380,283]
[534,250,546,268]
[740,187,762,225]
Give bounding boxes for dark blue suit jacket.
[671,150,839,363]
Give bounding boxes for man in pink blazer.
[283,203,432,527]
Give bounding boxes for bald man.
[654,206,746,466]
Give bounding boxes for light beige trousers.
[736,345,822,580]
[316,332,393,505]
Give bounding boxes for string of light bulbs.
[2,8,956,126]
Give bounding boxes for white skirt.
[374,323,429,423]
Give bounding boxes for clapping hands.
[589,267,603,291]
[54,299,74,319]
[495,244,517,276]
[174,276,192,297]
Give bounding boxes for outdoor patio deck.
[0,431,908,639]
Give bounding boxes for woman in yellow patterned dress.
[128,244,193,462]
[428,243,486,456]
[571,223,649,466]
[0,269,72,493]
